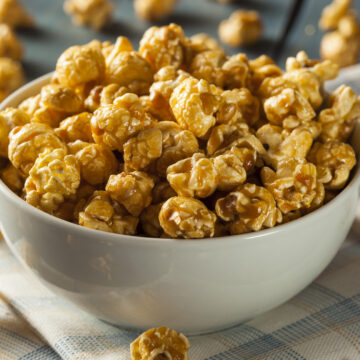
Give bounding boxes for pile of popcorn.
[0,24,358,239]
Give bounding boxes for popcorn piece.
[24,149,80,214]
[124,128,162,171]
[0,57,24,102]
[105,37,153,95]
[152,181,176,203]
[218,10,262,47]
[18,94,41,118]
[159,196,217,238]
[249,55,282,91]
[9,123,66,176]
[307,141,356,190]
[56,40,106,89]
[0,0,34,28]
[319,85,360,142]
[55,112,93,143]
[139,24,186,72]
[189,33,224,53]
[0,24,23,59]
[216,183,281,234]
[91,93,155,151]
[64,0,113,30]
[130,326,190,360]
[319,0,351,30]
[261,159,318,214]
[106,171,154,216]
[134,0,176,21]
[79,190,138,234]
[140,202,163,237]
[222,53,252,90]
[0,163,23,193]
[170,77,220,138]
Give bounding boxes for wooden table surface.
[17,0,360,81]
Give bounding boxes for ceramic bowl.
[1,73,359,335]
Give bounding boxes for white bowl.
[1,73,360,335]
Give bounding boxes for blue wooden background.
[17,0,360,81]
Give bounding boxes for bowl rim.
[0,72,360,247]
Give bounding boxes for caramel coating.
[8,123,66,176]
[218,10,262,47]
[134,0,176,21]
[91,94,155,151]
[79,190,138,234]
[216,183,281,234]
[0,24,23,59]
[55,112,93,143]
[159,196,217,238]
[130,326,190,360]
[249,55,282,91]
[64,0,113,30]
[139,24,185,72]
[307,141,356,190]
[0,0,34,28]
[0,163,23,193]
[106,171,154,216]
[319,0,351,30]
[55,40,106,89]
[189,33,224,53]
[0,57,24,102]
[170,77,220,138]
[24,149,80,214]
[152,181,176,203]
[222,53,252,90]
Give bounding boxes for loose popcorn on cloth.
[0,23,357,239]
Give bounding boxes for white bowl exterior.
[0,74,359,334]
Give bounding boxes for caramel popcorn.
[152,181,176,203]
[55,112,93,143]
[0,24,23,59]
[106,171,154,216]
[0,163,23,193]
[8,123,66,176]
[222,53,252,90]
[134,0,176,21]
[218,10,263,47]
[130,326,190,360]
[140,202,163,237]
[139,24,186,72]
[0,57,24,102]
[307,141,356,190]
[170,77,220,138]
[24,149,80,214]
[189,33,224,53]
[79,190,138,234]
[64,0,113,30]
[0,0,33,28]
[319,0,351,30]
[159,196,216,238]
[216,183,281,234]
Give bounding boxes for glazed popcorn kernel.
[0,163,24,193]
[8,123,66,176]
[216,183,282,234]
[159,196,217,238]
[0,23,23,60]
[218,10,263,47]
[170,77,221,138]
[72,143,118,185]
[319,0,351,30]
[55,112,93,143]
[140,202,164,237]
[131,326,190,360]
[222,53,252,90]
[152,181,177,204]
[91,93,155,151]
[105,171,154,216]
[134,0,177,22]
[55,40,106,89]
[79,190,138,234]
[64,0,113,30]
[0,57,24,102]
[105,37,153,95]
[139,23,186,72]
[24,149,80,214]
[189,33,224,53]
[124,128,163,171]
[307,141,356,190]
[167,153,218,198]
[0,107,29,157]
[217,88,260,126]
[319,85,360,142]
[261,159,318,214]
[0,0,34,28]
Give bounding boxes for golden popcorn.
[0,57,25,102]
[159,196,217,238]
[218,10,263,47]
[249,55,282,91]
[319,0,351,30]
[55,112,93,143]
[0,23,23,59]
[24,149,80,214]
[189,33,224,53]
[151,181,176,204]
[130,326,190,360]
[8,123,66,176]
[0,0,34,28]
[0,163,23,193]
[106,171,154,216]
[64,0,113,30]
[222,53,252,90]
[134,0,176,22]
[216,183,281,234]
